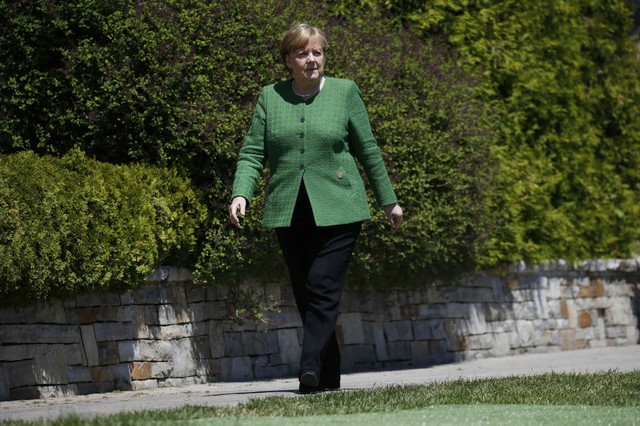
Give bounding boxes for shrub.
[0,150,205,304]
[331,0,640,266]
[0,0,497,290]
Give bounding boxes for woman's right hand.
[229,196,247,228]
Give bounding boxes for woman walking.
[229,23,403,393]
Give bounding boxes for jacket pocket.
[335,167,352,188]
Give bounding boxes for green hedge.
[331,0,640,266]
[0,150,205,304]
[0,0,497,292]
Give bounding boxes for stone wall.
[0,259,638,401]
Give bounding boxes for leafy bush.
[0,150,205,304]
[0,0,496,291]
[330,0,640,266]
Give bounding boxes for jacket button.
[300,117,305,123]
[300,164,305,170]
[300,147,305,154]
[337,172,344,179]
[299,132,305,138]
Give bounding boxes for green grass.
[2,371,640,425]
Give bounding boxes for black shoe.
[299,371,320,394]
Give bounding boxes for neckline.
[291,77,325,99]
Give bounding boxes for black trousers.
[275,183,362,380]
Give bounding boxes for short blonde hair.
[279,24,328,69]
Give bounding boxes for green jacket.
[232,77,397,228]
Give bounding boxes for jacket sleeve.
[347,82,398,207]
[231,90,267,203]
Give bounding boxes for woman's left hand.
[384,203,403,229]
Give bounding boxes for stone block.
[159,323,197,340]
[386,341,411,361]
[512,301,539,320]
[426,286,448,304]
[131,305,150,339]
[265,281,283,305]
[465,334,494,350]
[130,284,162,305]
[77,381,116,395]
[576,327,596,340]
[9,386,40,400]
[8,345,70,387]
[0,344,34,362]
[372,322,389,362]
[383,320,413,342]
[189,301,227,322]
[265,308,302,329]
[606,325,634,340]
[25,384,79,399]
[76,293,121,307]
[443,319,466,351]
[446,303,470,319]
[605,298,634,325]
[144,305,160,325]
[0,324,79,344]
[151,361,173,379]
[209,321,225,359]
[120,292,135,305]
[454,287,495,303]
[224,332,245,357]
[186,285,207,303]
[413,319,446,340]
[219,356,253,381]
[131,362,152,380]
[254,363,290,380]
[276,328,301,365]
[0,307,26,324]
[91,366,114,382]
[161,376,206,388]
[169,339,203,377]
[358,292,388,314]
[510,321,535,348]
[349,344,377,363]
[578,311,592,328]
[67,366,92,383]
[80,325,99,367]
[242,331,278,355]
[547,278,563,299]
[338,313,365,344]
[417,303,449,319]
[560,329,577,350]
[97,341,119,364]
[112,364,132,390]
[0,366,9,401]
[339,345,354,371]
[120,340,173,362]
[491,333,511,357]
[94,322,132,342]
[409,340,432,361]
[24,302,66,324]
[131,379,158,391]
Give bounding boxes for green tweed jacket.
[231,77,397,228]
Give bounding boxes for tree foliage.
[330,0,640,265]
[1,0,496,292]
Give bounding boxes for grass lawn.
[2,370,639,425]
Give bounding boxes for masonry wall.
[0,259,638,401]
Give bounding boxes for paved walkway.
[1,345,639,422]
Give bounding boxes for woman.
[229,23,403,393]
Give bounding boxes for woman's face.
[286,40,325,84]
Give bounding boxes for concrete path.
[1,345,639,422]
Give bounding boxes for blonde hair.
[279,23,328,70]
